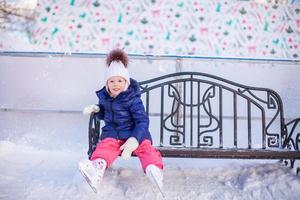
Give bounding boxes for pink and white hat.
[105,49,130,91]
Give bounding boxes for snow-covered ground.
[0,139,299,200]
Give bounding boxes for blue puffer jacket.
[95,78,152,144]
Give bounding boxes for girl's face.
[107,76,127,97]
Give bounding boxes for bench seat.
[157,147,300,159]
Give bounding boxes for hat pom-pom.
[106,49,129,68]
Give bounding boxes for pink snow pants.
[91,138,163,172]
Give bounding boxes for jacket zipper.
[110,100,119,139]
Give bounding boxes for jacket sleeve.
[95,104,104,120]
[129,97,149,144]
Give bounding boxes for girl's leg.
[134,139,164,172]
[91,137,123,168]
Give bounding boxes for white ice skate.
[146,164,165,198]
[78,158,107,193]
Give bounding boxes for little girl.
[78,49,164,192]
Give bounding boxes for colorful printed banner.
[1,0,299,59]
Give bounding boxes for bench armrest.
[284,118,300,151]
[88,113,101,159]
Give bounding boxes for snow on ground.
[0,140,299,200]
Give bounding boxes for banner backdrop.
[0,1,300,59]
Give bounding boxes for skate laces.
[93,159,107,178]
[94,159,107,169]
[78,159,107,180]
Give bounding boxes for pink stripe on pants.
[91,138,163,171]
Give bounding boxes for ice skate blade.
[147,170,166,199]
[78,167,99,193]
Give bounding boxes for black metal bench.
[87,72,300,172]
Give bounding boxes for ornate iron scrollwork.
[267,92,277,109]
[238,87,281,148]
[198,85,219,147]
[163,84,184,146]
[284,118,300,151]
[139,72,287,150]
[161,81,220,147]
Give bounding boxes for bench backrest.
[139,72,286,150]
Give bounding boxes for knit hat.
[105,49,130,91]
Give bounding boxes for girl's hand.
[120,137,139,160]
[83,104,100,115]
